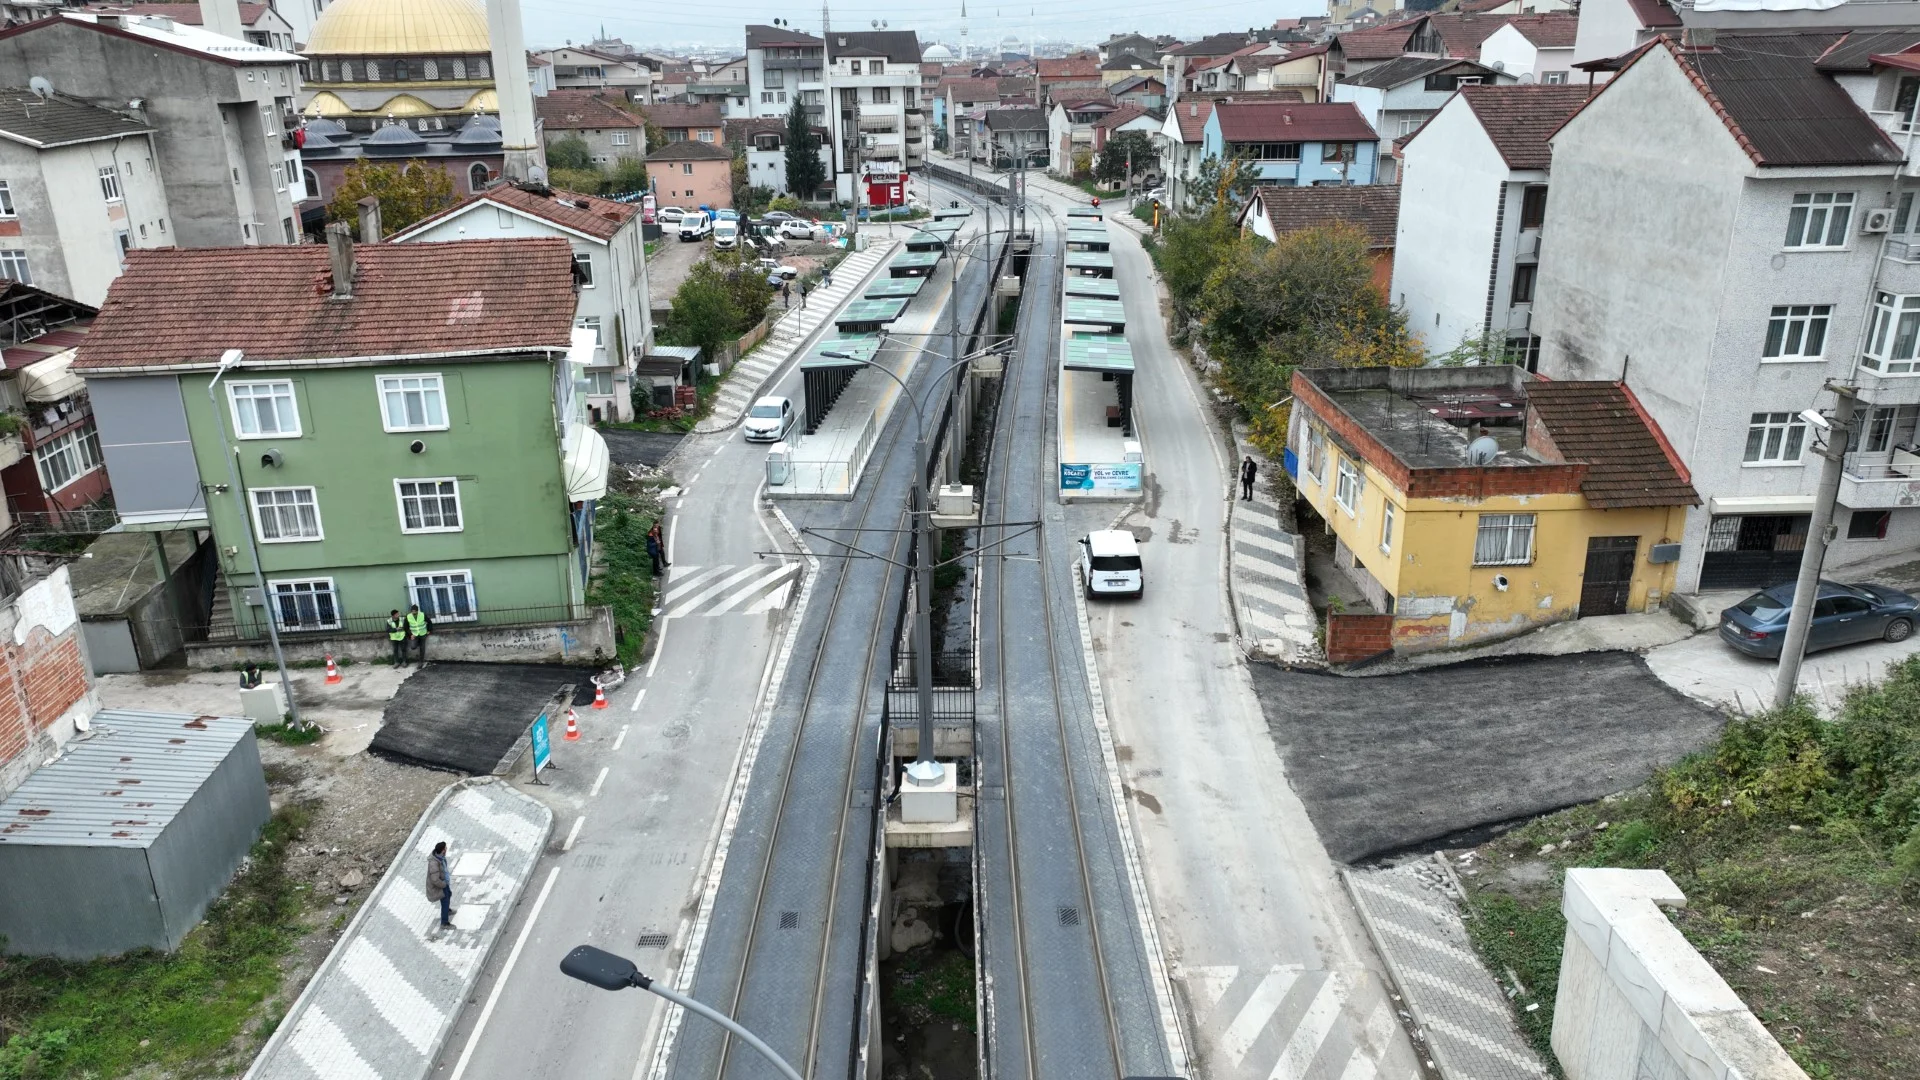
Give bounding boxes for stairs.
[207,587,237,642]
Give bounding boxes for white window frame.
[268,577,340,630]
[98,165,122,203]
[574,315,601,345]
[573,251,595,287]
[1380,501,1396,554]
[250,485,323,542]
[1762,304,1831,362]
[377,373,449,432]
[1306,427,1326,483]
[32,422,102,493]
[1473,513,1535,566]
[587,369,616,396]
[1542,71,1568,85]
[407,569,478,622]
[612,131,630,145]
[227,379,301,438]
[1334,457,1361,516]
[1744,411,1809,466]
[0,248,30,284]
[395,477,463,534]
[1863,291,1920,374]
[1784,191,1854,250]
[0,181,13,218]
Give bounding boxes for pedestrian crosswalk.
[1176,963,1423,1080]
[1233,481,1320,664]
[659,563,799,617]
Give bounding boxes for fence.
[202,602,585,643]
[9,507,119,536]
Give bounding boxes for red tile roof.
[644,100,723,131]
[2,321,91,372]
[1452,83,1595,170]
[1336,18,1426,61]
[72,240,577,372]
[535,90,641,130]
[1093,103,1149,130]
[1214,101,1377,144]
[1171,99,1214,143]
[1036,55,1100,79]
[1503,13,1578,49]
[1525,381,1699,508]
[645,139,730,161]
[394,184,637,243]
[1242,185,1399,249]
[1426,14,1526,58]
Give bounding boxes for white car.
[712,218,739,249]
[1079,529,1143,599]
[678,212,712,242]
[778,219,820,240]
[657,206,688,224]
[743,395,796,442]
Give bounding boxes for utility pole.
[1773,384,1860,709]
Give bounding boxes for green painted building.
[74,234,607,642]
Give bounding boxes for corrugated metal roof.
[835,297,908,324]
[1063,298,1127,325]
[1675,36,1903,167]
[1064,278,1120,299]
[0,710,254,848]
[1062,334,1134,373]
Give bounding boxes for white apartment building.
[744,24,922,203]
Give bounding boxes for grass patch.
[1453,656,1920,1080]
[996,294,1021,336]
[603,370,723,434]
[588,486,669,668]
[255,722,324,746]
[0,802,317,1078]
[887,948,976,1032]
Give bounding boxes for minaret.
[487,0,544,181]
[960,1,968,62]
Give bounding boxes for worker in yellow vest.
[387,609,408,667]
[406,604,431,665]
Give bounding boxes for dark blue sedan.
[1719,580,1918,658]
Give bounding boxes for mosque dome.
[303,0,492,56]
[363,122,430,154]
[923,43,954,61]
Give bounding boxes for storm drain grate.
[636,932,670,949]
[1057,906,1081,928]
[780,911,800,929]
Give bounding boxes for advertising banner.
[1059,462,1142,492]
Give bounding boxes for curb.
[243,776,555,1080]
[1338,864,1447,1078]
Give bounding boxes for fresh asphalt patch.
[601,429,685,467]
[370,661,596,774]
[1250,652,1723,862]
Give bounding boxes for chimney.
[197,0,245,41]
[326,223,354,299]
[486,0,546,181]
[356,196,383,243]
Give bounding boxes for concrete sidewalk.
[246,778,551,1080]
[1227,430,1319,664]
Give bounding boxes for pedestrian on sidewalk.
[822,268,833,289]
[1240,456,1257,501]
[800,280,811,309]
[781,281,791,308]
[646,524,666,576]
[387,609,408,667]
[426,841,454,928]
[648,520,670,570]
[239,661,262,690]
[406,604,431,664]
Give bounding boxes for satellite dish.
[28,75,52,99]
[1468,435,1500,466]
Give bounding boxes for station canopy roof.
[835,297,910,324]
[1066,251,1114,268]
[864,276,926,299]
[802,334,882,368]
[1062,333,1133,373]
[891,250,941,267]
[1067,207,1104,219]
[1063,298,1127,326]
[1063,277,1120,299]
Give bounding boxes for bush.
[550,167,608,196]
[547,135,592,171]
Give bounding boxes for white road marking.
[744,581,793,615]
[661,566,732,605]
[287,1008,384,1080]
[589,767,609,798]
[629,688,646,713]
[704,563,799,615]
[645,618,670,679]
[1183,964,1239,1018]
[564,816,585,851]
[1336,998,1395,1080]
[448,866,561,1080]
[1269,973,1344,1080]
[669,565,766,615]
[612,723,630,749]
[1221,966,1301,1068]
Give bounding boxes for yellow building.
[297,0,500,131]
[1290,366,1698,656]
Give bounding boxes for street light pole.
[560,945,802,1080]
[1774,384,1860,709]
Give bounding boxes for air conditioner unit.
[1865,207,1897,234]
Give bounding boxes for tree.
[661,261,737,359]
[1070,148,1094,180]
[784,97,825,201]
[608,156,649,195]
[1155,204,1238,318]
[1095,131,1154,186]
[550,167,609,195]
[547,135,592,171]
[1186,152,1259,214]
[729,150,752,211]
[326,159,455,237]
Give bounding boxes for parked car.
[778,219,819,240]
[763,210,796,224]
[1718,580,1918,658]
[678,212,712,242]
[1078,529,1143,599]
[715,208,739,222]
[743,395,796,442]
[712,217,739,249]
[657,206,688,224]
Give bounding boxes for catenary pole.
[1773,384,1859,709]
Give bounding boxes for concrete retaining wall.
[184,607,617,670]
[1554,867,1806,1080]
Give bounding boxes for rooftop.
[645,139,730,161]
[1213,100,1377,144]
[73,239,577,372]
[1503,13,1578,50]
[1,11,302,65]
[535,90,642,130]
[645,100,724,130]
[80,2,274,26]
[1660,35,1903,168]
[0,88,151,149]
[825,29,922,64]
[1343,55,1491,89]
[302,0,490,56]
[1454,83,1595,170]
[391,183,637,243]
[1245,185,1399,249]
[984,106,1047,132]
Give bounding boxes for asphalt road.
[601,429,685,467]
[1251,653,1723,862]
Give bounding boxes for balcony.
[859,115,898,132]
[1841,456,1920,509]
[1853,365,1920,405]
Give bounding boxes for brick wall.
[0,566,95,797]
[1326,612,1394,663]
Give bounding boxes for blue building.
[1200,101,1380,187]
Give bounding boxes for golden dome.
[462,89,497,112]
[303,0,492,56]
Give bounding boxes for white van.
[1078,529,1143,598]
[678,212,712,242]
[743,395,796,442]
[712,218,739,249]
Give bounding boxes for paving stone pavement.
[1226,431,1319,663]
[696,240,899,434]
[246,778,552,1080]
[1343,858,1551,1080]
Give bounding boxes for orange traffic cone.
[564,708,580,741]
[592,684,609,709]
[324,654,342,684]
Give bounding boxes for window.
[303,167,318,197]
[1397,116,1425,136]
[97,165,122,203]
[1848,509,1892,540]
[1474,513,1535,566]
[1900,76,1920,132]
[588,369,616,396]
[0,250,24,284]
[776,91,787,103]
[0,181,13,217]
[409,570,476,621]
[116,230,131,259]
[698,129,715,141]
[848,61,861,75]
[1321,141,1355,163]
[452,58,467,79]
[270,579,339,630]
[468,163,491,192]
[1334,457,1361,515]
[1762,304,1831,360]
[1244,142,1300,161]
[1306,427,1327,482]
[613,131,630,145]
[378,374,448,431]
[1380,501,1396,554]
[1863,405,1918,451]
[322,60,336,80]
[574,315,601,344]
[364,61,380,81]
[340,61,354,80]
[32,422,101,492]
[282,217,295,243]
[396,479,462,532]
[1864,292,1920,373]
[762,92,774,103]
[1744,411,1809,464]
[1510,262,1536,305]
[870,61,884,75]
[682,163,693,174]
[1785,192,1854,249]
[766,68,784,88]
[1542,71,1568,85]
[228,381,299,437]
[573,252,594,286]
[271,162,286,191]
[251,486,322,541]
[423,59,439,79]
[393,59,410,80]
[475,58,490,77]
[872,86,892,104]
[1519,185,1548,230]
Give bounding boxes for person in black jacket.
[1240,456,1257,501]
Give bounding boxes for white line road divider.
[447,866,562,1080]
[564,816,585,852]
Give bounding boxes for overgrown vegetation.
[0,802,317,1078]
[546,135,648,197]
[255,721,324,746]
[887,947,976,1032]
[1094,130,1155,187]
[658,253,774,360]
[1458,657,1920,1079]
[588,485,669,667]
[326,158,455,237]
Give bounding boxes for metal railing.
[201,602,588,642]
[9,506,118,536]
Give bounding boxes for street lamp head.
[219,348,245,367]
[560,944,649,991]
[820,349,852,360]
[1799,408,1830,431]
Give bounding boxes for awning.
[1062,334,1134,373]
[20,349,82,403]
[563,425,610,501]
[1708,495,1816,515]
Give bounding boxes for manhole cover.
[1057,906,1081,927]
[637,932,670,948]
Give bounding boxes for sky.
[517,0,1333,54]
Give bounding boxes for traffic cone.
[564,708,580,741]
[324,653,342,684]
[592,684,609,710]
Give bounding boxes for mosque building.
[296,0,500,132]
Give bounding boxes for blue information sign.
[530,711,551,775]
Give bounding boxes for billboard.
[1060,462,1142,492]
